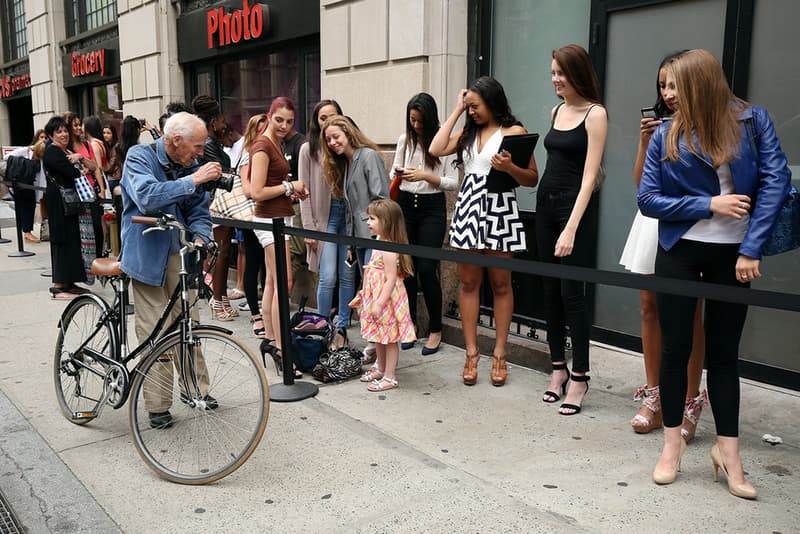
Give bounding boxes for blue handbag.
[744,116,799,256]
[762,185,800,256]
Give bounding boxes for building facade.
[0,0,797,387]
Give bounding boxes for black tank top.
[539,103,598,193]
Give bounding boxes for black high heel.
[258,339,302,378]
[559,374,590,416]
[335,327,348,348]
[542,362,570,403]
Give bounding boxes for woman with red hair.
[248,97,309,376]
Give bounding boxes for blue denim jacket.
[638,105,791,260]
[119,139,211,286]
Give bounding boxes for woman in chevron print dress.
[430,76,539,387]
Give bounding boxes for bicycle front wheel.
[54,294,116,425]
[128,329,269,484]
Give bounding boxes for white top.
[389,133,458,194]
[683,162,749,244]
[463,127,503,177]
[227,137,246,169]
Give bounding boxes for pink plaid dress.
[349,252,416,344]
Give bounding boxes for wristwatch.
[282,180,293,196]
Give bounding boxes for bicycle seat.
[91,257,123,277]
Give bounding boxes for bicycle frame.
[60,219,229,411]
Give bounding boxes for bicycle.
[53,214,269,484]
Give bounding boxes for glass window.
[491,0,590,212]
[66,0,116,36]
[592,0,726,341]
[218,51,300,135]
[91,81,123,135]
[2,0,28,61]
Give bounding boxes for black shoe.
[421,343,441,356]
[149,411,173,429]
[335,327,348,348]
[401,341,416,350]
[179,393,218,410]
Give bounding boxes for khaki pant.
[132,254,210,412]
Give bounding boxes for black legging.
[655,240,747,437]
[242,228,266,316]
[535,189,597,373]
[398,191,447,333]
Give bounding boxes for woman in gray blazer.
[320,115,389,269]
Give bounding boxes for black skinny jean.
[398,191,447,333]
[535,190,596,373]
[655,240,747,437]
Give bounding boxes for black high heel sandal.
[559,374,590,416]
[335,327,348,348]
[258,339,302,378]
[542,362,570,403]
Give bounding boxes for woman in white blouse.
[390,93,458,355]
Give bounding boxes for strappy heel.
[251,314,266,338]
[681,390,708,443]
[258,339,301,378]
[631,384,663,434]
[209,297,236,321]
[542,363,570,403]
[335,327,348,348]
[490,354,507,386]
[220,295,239,317]
[559,374,590,415]
[462,349,479,385]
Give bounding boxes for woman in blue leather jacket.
[638,49,790,499]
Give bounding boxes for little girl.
[349,199,416,391]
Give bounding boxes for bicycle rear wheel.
[54,295,116,425]
[128,329,269,484]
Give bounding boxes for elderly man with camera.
[120,111,222,428]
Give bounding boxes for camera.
[138,118,147,128]
[201,170,236,193]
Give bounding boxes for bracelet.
[282,180,292,197]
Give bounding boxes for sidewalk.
[0,213,798,533]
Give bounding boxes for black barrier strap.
[0,180,114,204]
[213,215,800,313]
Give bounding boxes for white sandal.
[368,376,398,392]
[360,365,383,383]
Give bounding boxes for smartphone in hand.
[641,107,659,119]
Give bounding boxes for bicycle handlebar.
[132,214,215,255]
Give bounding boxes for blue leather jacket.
[120,139,211,286]
[638,105,791,260]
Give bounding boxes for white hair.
[163,112,205,139]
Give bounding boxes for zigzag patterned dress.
[449,128,527,251]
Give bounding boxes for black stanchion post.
[8,183,34,257]
[268,216,318,402]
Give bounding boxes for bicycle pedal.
[71,411,97,420]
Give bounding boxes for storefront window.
[1,0,27,61]
[91,81,122,135]
[219,51,300,134]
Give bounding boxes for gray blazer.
[343,147,389,239]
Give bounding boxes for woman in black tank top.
[537,45,607,416]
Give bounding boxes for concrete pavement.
[0,215,798,533]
